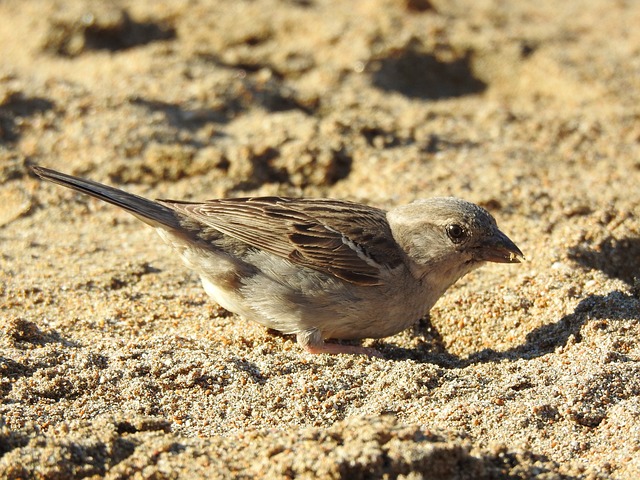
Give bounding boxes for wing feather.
[159,197,404,286]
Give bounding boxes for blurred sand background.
[1,0,639,478]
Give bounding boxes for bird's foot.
[304,342,383,358]
[297,330,383,357]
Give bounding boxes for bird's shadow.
[382,291,639,367]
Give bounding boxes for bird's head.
[387,197,524,281]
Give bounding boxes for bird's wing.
[159,197,404,286]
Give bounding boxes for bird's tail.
[32,166,182,230]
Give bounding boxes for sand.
[1,0,639,478]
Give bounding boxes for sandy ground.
[1,0,639,478]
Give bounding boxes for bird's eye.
[446,224,466,243]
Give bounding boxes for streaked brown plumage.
[32,166,524,356]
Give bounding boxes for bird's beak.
[476,230,525,264]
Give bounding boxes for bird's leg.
[297,330,383,358]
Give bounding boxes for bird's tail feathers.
[32,166,182,230]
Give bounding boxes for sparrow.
[32,166,524,357]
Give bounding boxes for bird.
[32,165,524,357]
